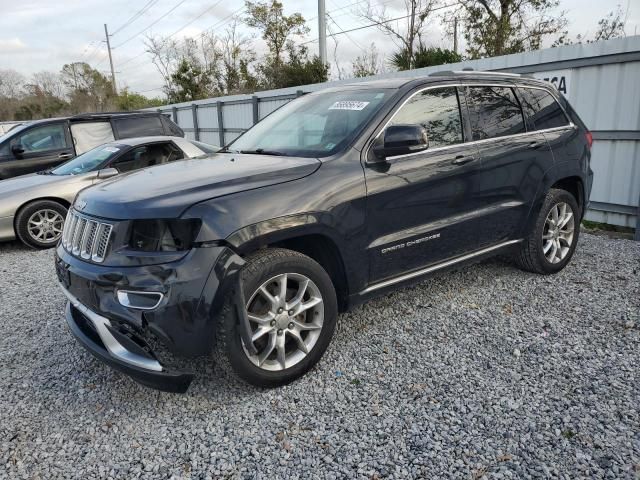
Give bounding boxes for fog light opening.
[117,290,164,310]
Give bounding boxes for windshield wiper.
[240,148,287,156]
[36,169,54,175]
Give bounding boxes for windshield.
[227,89,391,158]
[51,143,125,175]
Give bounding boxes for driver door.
[5,122,74,178]
[363,86,484,283]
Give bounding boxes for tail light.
[585,131,593,149]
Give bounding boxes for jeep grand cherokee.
[55,71,593,392]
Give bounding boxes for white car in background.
[0,136,219,249]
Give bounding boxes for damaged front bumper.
[55,244,245,393]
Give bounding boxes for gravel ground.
[0,232,638,479]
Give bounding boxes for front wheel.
[15,200,68,249]
[219,248,338,387]
[516,188,580,274]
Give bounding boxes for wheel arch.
[550,176,585,217]
[227,217,351,312]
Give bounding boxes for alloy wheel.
[27,209,65,243]
[242,273,324,371]
[542,202,575,264]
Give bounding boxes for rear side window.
[113,116,165,138]
[389,87,463,148]
[466,87,525,140]
[519,88,570,130]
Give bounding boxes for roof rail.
[428,69,527,78]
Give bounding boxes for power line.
[303,2,457,45]
[112,0,189,49]
[111,0,158,36]
[199,5,246,38]
[168,0,225,39]
[327,12,366,52]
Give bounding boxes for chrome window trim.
[367,82,575,163]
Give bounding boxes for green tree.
[116,89,166,110]
[456,0,567,59]
[61,62,115,112]
[391,45,462,70]
[257,43,328,90]
[169,58,213,103]
[245,0,309,63]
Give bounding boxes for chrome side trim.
[361,239,522,294]
[368,201,524,249]
[59,285,163,372]
[117,290,164,311]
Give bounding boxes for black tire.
[218,248,338,387]
[516,188,580,274]
[15,200,68,249]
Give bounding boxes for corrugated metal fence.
[154,36,640,235]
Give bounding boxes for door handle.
[528,140,541,148]
[452,155,474,165]
[58,153,72,160]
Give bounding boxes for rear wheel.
[516,188,580,274]
[219,248,338,387]
[15,200,67,249]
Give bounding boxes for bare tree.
[0,69,25,98]
[30,71,66,99]
[594,5,627,41]
[352,43,383,78]
[356,0,438,70]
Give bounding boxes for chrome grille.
[61,210,113,263]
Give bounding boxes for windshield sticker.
[329,101,370,111]
[325,142,336,150]
[104,147,120,153]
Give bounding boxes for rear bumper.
[63,287,193,393]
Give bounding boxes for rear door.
[464,85,554,243]
[1,122,74,178]
[364,86,484,282]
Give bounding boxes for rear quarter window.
[518,88,570,130]
[466,86,526,140]
[113,116,165,138]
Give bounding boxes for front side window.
[111,143,183,173]
[519,88,570,130]
[15,124,69,153]
[466,87,525,140]
[388,87,463,149]
[227,89,391,158]
[52,144,124,175]
[114,116,165,138]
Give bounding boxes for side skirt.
[347,239,522,309]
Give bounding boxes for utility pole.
[318,0,327,66]
[453,17,458,54]
[104,24,117,95]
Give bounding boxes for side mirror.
[11,144,25,158]
[372,124,429,161]
[96,167,119,179]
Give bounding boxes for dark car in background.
[0,112,184,180]
[55,71,593,393]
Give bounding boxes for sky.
[1,0,638,97]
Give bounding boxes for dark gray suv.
[55,71,593,392]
